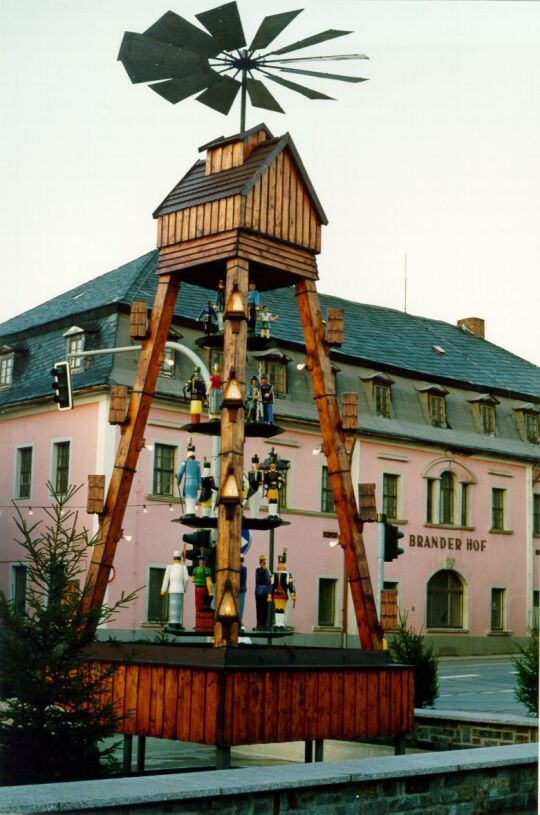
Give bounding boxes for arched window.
[439,471,455,525]
[427,570,464,629]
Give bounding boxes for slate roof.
[153,130,328,224]
[0,250,539,409]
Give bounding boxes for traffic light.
[182,530,211,574]
[384,522,405,562]
[51,361,73,410]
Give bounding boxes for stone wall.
[0,744,536,814]
[412,709,538,750]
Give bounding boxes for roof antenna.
[403,252,408,314]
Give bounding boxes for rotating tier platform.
[181,420,284,438]
[171,515,290,530]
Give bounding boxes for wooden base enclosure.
[88,645,414,748]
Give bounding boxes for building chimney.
[457,317,485,339]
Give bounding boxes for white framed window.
[14,445,33,500]
[152,443,177,497]
[490,587,507,632]
[382,473,400,520]
[427,569,465,629]
[146,565,168,623]
[491,487,507,532]
[423,458,476,528]
[0,352,14,388]
[63,327,85,372]
[51,440,71,495]
[9,563,28,613]
[316,576,340,628]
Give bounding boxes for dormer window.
[513,403,540,445]
[252,350,291,399]
[417,384,449,428]
[159,347,175,377]
[361,373,395,418]
[429,394,446,426]
[525,412,539,445]
[0,347,14,388]
[375,383,391,418]
[467,394,499,436]
[481,404,496,435]
[63,326,85,371]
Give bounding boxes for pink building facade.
[1,256,538,655]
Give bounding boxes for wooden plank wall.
[157,154,321,254]
[92,661,414,747]
[243,152,320,253]
[157,197,242,249]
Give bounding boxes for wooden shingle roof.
[153,130,328,225]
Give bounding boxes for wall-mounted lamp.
[219,466,242,520]
[328,537,340,548]
[224,284,247,334]
[143,504,148,514]
[312,443,328,457]
[221,367,244,421]
[296,362,307,371]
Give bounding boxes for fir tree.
[388,613,439,708]
[0,484,136,785]
[511,629,538,716]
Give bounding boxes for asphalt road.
[434,655,531,717]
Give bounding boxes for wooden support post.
[214,258,249,648]
[82,274,180,628]
[314,739,324,762]
[295,279,383,650]
[136,736,146,773]
[122,735,133,775]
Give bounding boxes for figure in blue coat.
[177,443,202,517]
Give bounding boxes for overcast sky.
[1,1,539,365]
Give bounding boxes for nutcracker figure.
[269,551,296,629]
[176,443,201,517]
[192,555,213,613]
[199,459,217,517]
[257,304,278,338]
[197,300,217,335]
[263,460,284,518]
[254,554,271,630]
[183,366,206,423]
[245,454,263,518]
[207,363,222,419]
[247,281,260,333]
[214,279,225,331]
[160,550,190,630]
[259,374,274,424]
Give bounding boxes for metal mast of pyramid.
[83,2,383,650]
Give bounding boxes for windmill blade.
[196,73,241,114]
[149,71,219,104]
[266,29,352,57]
[144,10,221,57]
[246,78,284,113]
[266,53,369,64]
[196,2,246,52]
[278,66,367,83]
[249,9,303,52]
[260,70,334,101]
[118,31,206,75]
